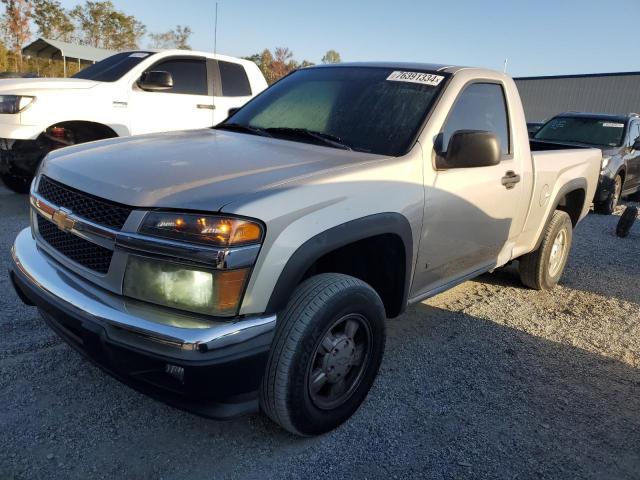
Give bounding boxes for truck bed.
[529,139,592,151]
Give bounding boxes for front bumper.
[0,138,45,176]
[0,118,43,140]
[594,172,616,203]
[9,228,277,418]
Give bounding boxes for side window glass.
[442,83,510,156]
[629,122,640,145]
[218,61,252,97]
[147,58,207,95]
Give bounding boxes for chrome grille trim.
[30,192,260,270]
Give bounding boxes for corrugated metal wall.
[514,73,640,122]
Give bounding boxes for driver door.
[412,82,529,298]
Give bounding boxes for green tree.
[257,48,275,84]
[321,49,341,64]
[149,25,192,50]
[32,0,74,41]
[242,53,261,64]
[70,1,146,50]
[1,0,32,69]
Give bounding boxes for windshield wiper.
[265,127,352,151]
[215,123,272,138]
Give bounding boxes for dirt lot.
[1,184,639,480]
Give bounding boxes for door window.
[218,61,252,97]
[146,58,207,95]
[628,121,640,146]
[442,83,510,156]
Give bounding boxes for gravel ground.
[1,184,639,480]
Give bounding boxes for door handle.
[501,171,521,189]
[197,104,215,110]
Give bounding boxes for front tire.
[260,273,386,436]
[0,172,32,194]
[519,210,573,290]
[594,174,622,215]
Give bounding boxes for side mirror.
[633,138,640,151]
[228,107,240,117]
[436,130,502,169]
[138,71,174,91]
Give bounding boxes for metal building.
[514,72,640,122]
[22,38,116,78]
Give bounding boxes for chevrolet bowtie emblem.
[52,208,76,233]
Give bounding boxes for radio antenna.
[214,2,219,58]
[212,2,219,125]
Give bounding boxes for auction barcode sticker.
[386,71,444,86]
[602,122,624,128]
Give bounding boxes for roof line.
[515,71,640,81]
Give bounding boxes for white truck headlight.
[0,95,35,114]
[123,256,249,316]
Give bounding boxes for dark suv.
[533,112,640,214]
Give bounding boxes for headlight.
[0,95,35,114]
[123,255,249,316]
[140,212,263,247]
[601,156,611,171]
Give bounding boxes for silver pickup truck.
[9,63,601,436]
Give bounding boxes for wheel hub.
[548,229,567,276]
[307,313,372,410]
[322,336,356,382]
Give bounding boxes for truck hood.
[41,129,386,212]
[0,77,99,93]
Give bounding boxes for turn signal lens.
[140,212,263,247]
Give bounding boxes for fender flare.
[534,177,588,250]
[264,212,414,316]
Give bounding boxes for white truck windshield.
[72,52,155,82]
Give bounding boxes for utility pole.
[503,58,508,73]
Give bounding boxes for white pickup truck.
[0,49,267,193]
[10,63,601,436]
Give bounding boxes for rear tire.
[594,174,622,215]
[519,210,573,290]
[260,273,386,436]
[0,172,31,194]
[616,206,638,238]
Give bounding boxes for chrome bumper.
[10,228,276,361]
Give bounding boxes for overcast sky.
[58,0,639,77]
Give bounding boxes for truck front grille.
[38,176,132,230]
[37,216,113,274]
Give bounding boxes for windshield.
[534,116,626,147]
[72,51,155,82]
[220,67,447,156]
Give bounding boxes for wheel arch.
[264,213,413,319]
[534,178,588,250]
[41,120,124,140]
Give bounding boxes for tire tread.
[519,210,572,290]
[260,273,380,435]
